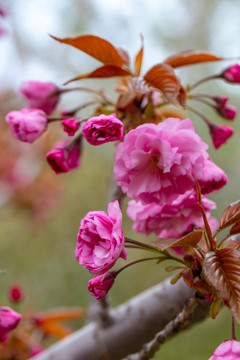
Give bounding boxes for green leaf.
[203,249,240,323]
[210,296,222,319]
[50,34,125,67]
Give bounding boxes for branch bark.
[31,278,210,360]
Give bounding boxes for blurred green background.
[1,0,240,359]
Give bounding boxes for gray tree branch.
[31,278,210,360]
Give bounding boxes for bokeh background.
[1,0,240,359]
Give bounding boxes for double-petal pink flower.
[114,118,227,205]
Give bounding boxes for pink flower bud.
[88,273,115,300]
[5,108,47,143]
[221,64,240,84]
[213,96,237,120]
[0,306,21,342]
[61,118,80,136]
[82,113,123,145]
[30,345,43,356]
[8,284,24,303]
[75,200,127,275]
[19,81,60,115]
[46,139,81,174]
[209,340,240,360]
[209,123,234,149]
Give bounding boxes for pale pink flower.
[46,139,81,174]
[0,306,21,342]
[209,340,240,360]
[5,108,47,143]
[82,113,123,145]
[61,118,80,136]
[19,81,60,115]
[221,64,240,84]
[88,273,115,300]
[127,191,217,238]
[75,200,127,275]
[209,123,234,149]
[114,118,227,204]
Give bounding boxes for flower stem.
[188,74,219,91]
[125,237,164,254]
[232,316,237,340]
[113,256,164,276]
[187,105,211,125]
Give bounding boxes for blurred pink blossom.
[75,200,127,275]
[0,306,21,342]
[19,81,60,115]
[5,108,47,143]
[8,284,24,303]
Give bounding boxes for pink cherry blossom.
[75,200,127,275]
[88,273,115,300]
[114,118,227,204]
[61,118,80,136]
[82,113,123,145]
[221,64,240,84]
[46,139,81,174]
[5,108,47,143]
[209,340,240,360]
[0,306,21,342]
[127,191,217,238]
[209,123,234,149]
[19,81,60,115]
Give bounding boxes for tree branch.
[31,278,210,360]
[123,294,202,360]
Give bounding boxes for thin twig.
[123,294,201,360]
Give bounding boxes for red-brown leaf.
[135,34,144,76]
[50,34,125,67]
[230,222,240,235]
[163,50,223,68]
[152,230,203,251]
[219,200,240,230]
[203,249,240,323]
[64,65,131,85]
[143,63,181,106]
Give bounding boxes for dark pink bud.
[46,138,81,174]
[88,273,115,300]
[82,113,123,146]
[221,64,240,84]
[61,118,80,136]
[209,123,234,149]
[19,81,60,115]
[8,284,24,303]
[5,108,48,143]
[0,306,21,342]
[213,96,237,120]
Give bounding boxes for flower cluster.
[114,117,227,205]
